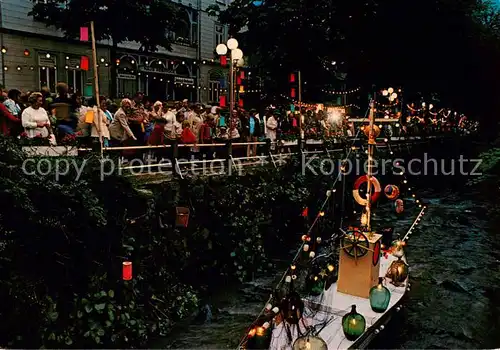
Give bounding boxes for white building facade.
[0,0,230,103]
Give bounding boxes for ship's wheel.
[341,230,370,263]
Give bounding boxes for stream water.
[158,187,500,349]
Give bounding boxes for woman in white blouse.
[21,92,53,139]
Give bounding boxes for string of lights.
[321,87,361,95]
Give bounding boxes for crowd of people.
[0,83,478,160]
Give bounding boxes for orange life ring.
[384,185,400,200]
[353,175,381,206]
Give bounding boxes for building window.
[209,81,220,103]
[67,70,83,94]
[215,24,224,46]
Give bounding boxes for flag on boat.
[80,27,88,41]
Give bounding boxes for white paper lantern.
[216,43,227,55]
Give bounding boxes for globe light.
[231,48,243,60]
[216,43,228,55]
[388,87,394,94]
[227,38,238,50]
[382,90,389,96]
[237,57,245,67]
[391,92,397,99]
[422,102,426,107]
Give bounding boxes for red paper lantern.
[238,99,244,107]
[237,77,242,85]
[301,207,309,217]
[290,73,296,83]
[176,207,190,227]
[220,56,227,66]
[122,261,132,281]
[80,56,89,71]
[291,88,296,98]
[240,71,245,79]
[219,95,226,107]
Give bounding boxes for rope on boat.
[401,206,426,242]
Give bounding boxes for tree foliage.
[30,0,180,51]
[214,0,500,135]
[29,0,182,97]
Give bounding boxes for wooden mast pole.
[298,70,303,144]
[90,21,103,157]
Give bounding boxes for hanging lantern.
[239,98,244,107]
[293,336,327,350]
[237,77,242,85]
[240,71,245,79]
[363,124,381,144]
[291,88,296,98]
[391,240,405,258]
[301,207,309,217]
[219,95,226,107]
[306,275,325,296]
[384,185,400,200]
[280,292,304,325]
[289,73,296,83]
[220,56,227,66]
[175,207,190,227]
[369,277,391,313]
[239,85,245,94]
[395,199,404,214]
[23,49,30,57]
[122,261,132,281]
[246,325,272,349]
[386,256,409,286]
[80,56,89,71]
[342,305,366,341]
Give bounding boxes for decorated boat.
[239,101,427,350]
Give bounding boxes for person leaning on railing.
[108,98,136,146]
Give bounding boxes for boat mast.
[365,99,376,235]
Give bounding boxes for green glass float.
[342,305,366,341]
[369,277,391,313]
[306,274,325,296]
[293,336,328,350]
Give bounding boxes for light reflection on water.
[159,191,500,349]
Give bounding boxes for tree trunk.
[110,39,118,99]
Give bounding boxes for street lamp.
[216,38,244,130]
[382,87,398,102]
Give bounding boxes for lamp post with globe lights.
[382,87,398,103]
[216,38,244,131]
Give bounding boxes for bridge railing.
[66,134,448,179]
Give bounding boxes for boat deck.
[269,253,408,350]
